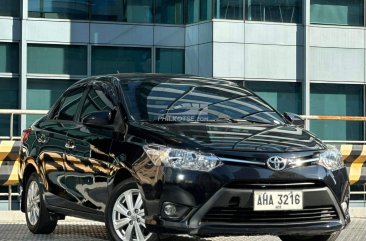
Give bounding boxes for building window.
[91,0,125,21]
[156,48,185,74]
[0,0,20,17]
[27,44,87,75]
[0,43,19,73]
[310,0,364,26]
[310,84,363,141]
[155,0,184,24]
[245,81,302,115]
[246,0,302,23]
[187,0,213,24]
[0,78,19,136]
[27,79,75,126]
[91,46,152,75]
[200,0,213,21]
[28,0,89,20]
[123,0,153,23]
[215,0,243,20]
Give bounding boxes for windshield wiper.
[141,119,181,124]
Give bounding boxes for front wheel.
[279,232,340,241]
[106,178,158,241]
[25,173,58,234]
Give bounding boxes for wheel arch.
[20,163,38,212]
[111,168,134,190]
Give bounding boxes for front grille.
[202,206,338,224]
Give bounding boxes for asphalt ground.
[0,211,365,241]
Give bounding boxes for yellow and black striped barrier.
[337,144,366,185]
[1,141,366,186]
[0,141,20,186]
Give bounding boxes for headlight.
[319,146,344,171]
[143,145,221,172]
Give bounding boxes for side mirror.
[283,112,305,127]
[82,111,113,126]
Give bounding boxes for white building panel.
[185,45,199,75]
[245,22,303,46]
[0,18,20,41]
[213,20,244,43]
[310,47,364,83]
[213,42,244,78]
[27,20,89,43]
[90,23,153,46]
[245,44,303,81]
[310,26,364,49]
[185,24,199,47]
[199,43,213,77]
[198,22,213,44]
[154,26,185,47]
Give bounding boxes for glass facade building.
[0,0,366,142]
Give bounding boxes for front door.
[64,83,115,214]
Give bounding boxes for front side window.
[246,0,302,23]
[80,87,114,121]
[121,79,285,124]
[310,0,364,26]
[28,0,89,20]
[54,89,84,121]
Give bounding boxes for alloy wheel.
[27,180,41,226]
[112,189,152,241]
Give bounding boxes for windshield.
[121,79,285,124]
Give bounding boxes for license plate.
[254,190,303,211]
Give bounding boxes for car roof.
[71,73,238,89]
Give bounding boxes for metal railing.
[0,109,48,140]
[0,109,48,210]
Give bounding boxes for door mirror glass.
[283,112,305,127]
[82,111,113,126]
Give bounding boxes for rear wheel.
[25,173,58,234]
[106,178,158,241]
[279,232,340,241]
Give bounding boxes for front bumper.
[136,162,351,236]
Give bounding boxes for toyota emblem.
[267,156,287,171]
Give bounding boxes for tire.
[106,178,158,241]
[279,232,340,241]
[25,173,58,234]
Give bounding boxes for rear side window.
[54,89,84,121]
[80,87,114,121]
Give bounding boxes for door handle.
[65,140,75,150]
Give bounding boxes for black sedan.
[19,74,350,241]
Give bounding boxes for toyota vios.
[19,74,350,241]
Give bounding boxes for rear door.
[36,87,85,206]
[64,81,116,214]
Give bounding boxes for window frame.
[76,81,118,124]
[49,86,89,123]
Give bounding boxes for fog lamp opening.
[161,202,191,221]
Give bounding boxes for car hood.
[129,122,326,153]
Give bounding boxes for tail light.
[22,128,31,143]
